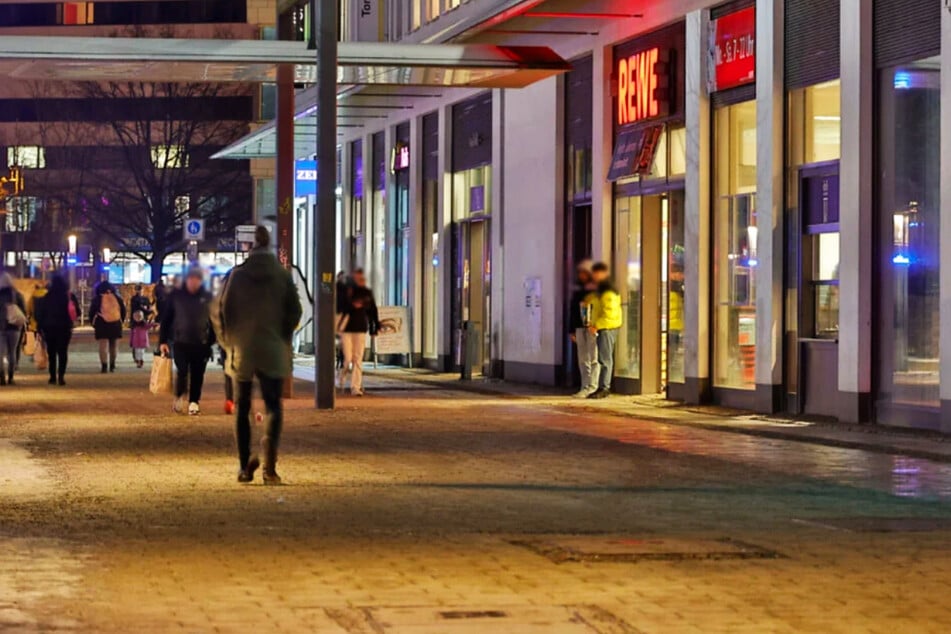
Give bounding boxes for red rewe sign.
[616,46,669,126]
[710,6,756,92]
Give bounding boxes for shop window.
[614,195,642,380]
[8,146,45,169]
[878,60,940,409]
[811,232,839,338]
[668,126,686,176]
[713,100,757,390]
[788,80,841,166]
[451,166,490,221]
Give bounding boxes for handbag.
[33,336,48,370]
[149,354,174,395]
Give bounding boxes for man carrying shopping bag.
[150,352,174,396]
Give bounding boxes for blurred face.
[592,268,609,283]
[185,275,202,294]
[576,268,591,285]
[353,271,367,287]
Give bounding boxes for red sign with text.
[616,47,669,126]
[710,6,755,92]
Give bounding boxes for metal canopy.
[0,35,568,86]
[214,85,448,159]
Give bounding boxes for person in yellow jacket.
[587,262,622,399]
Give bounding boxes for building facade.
[0,0,275,283]
[262,0,951,432]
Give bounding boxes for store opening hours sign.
[708,6,755,93]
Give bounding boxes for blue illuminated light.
[892,254,911,265]
[747,258,759,267]
[66,256,78,266]
[894,71,912,90]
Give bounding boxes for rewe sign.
[616,47,669,126]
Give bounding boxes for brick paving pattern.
[1,335,951,632]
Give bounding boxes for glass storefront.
[349,140,364,271]
[713,99,757,389]
[878,58,940,410]
[612,125,686,392]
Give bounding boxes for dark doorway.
[563,203,592,387]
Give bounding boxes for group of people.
[334,268,379,397]
[568,260,623,399]
[0,227,302,486]
[0,272,80,386]
[158,226,302,484]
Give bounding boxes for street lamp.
[66,234,78,295]
[67,234,77,255]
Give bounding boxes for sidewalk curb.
[368,372,951,464]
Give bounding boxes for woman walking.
[37,275,79,386]
[0,273,26,386]
[89,281,126,373]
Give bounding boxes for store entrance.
[614,190,685,396]
[454,218,491,376]
[564,203,592,387]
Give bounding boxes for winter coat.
[159,287,214,348]
[215,248,303,382]
[130,320,150,350]
[591,281,623,331]
[0,287,26,332]
[38,291,79,338]
[89,283,126,341]
[340,285,379,335]
[568,286,594,332]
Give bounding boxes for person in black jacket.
[37,274,80,386]
[159,267,214,416]
[568,260,599,398]
[338,268,378,396]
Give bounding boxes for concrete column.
[275,64,295,270]
[838,0,873,423]
[436,104,452,369]
[940,4,951,431]
[384,124,396,305]
[490,88,505,377]
[408,114,424,363]
[590,43,613,263]
[753,0,784,412]
[360,132,373,283]
[684,9,712,404]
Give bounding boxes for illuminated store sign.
[616,46,669,126]
[708,6,756,93]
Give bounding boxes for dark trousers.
[173,343,209,403]
[44,330,71,380]
[0,329,18,382]
[235,373,284,469]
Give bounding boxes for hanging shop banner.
[607,124,664,181]
[374,306,411,354]
[708,6,756,93]
[295,160,317,197]
[353,0,384,42]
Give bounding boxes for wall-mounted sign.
[607,125,664,181]
[391,142,410,172]
[354,0,383,42]
[708,6,756,93]
[295,159,317,197]
[616,47,669,126]
[470,185,485,213]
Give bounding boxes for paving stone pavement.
[2,335,951,632]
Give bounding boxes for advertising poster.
[374,306,411,354]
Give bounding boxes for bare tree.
[56,80,252,281]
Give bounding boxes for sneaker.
[351,388,364,397]
[237,455,260,484]
[224,400,235,415]
[172,396,186,414]
[587,388,610,400]
[573,388,595,399]
[262,470,282,486]
[188,402,200,416]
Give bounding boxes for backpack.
[99,292,122,323]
